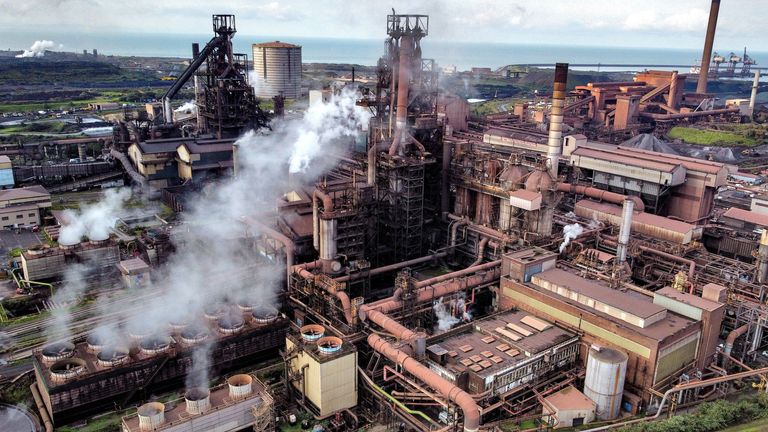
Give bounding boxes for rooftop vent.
[227,374,253,400]
[218,313,245,335]
[180,326,209,345]
[184,388,211,415]
[140,335,171,356]
[300,324,325,343]
[137,402,165,431]
[317,336,343,355]
[50,358,86,383]
[251,305,278,325]
[96,346,129,368]
[41,342,75,363]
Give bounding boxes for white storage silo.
[583,346,628,420]
[252,41,302,99]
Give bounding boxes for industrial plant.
[2,2,768,432]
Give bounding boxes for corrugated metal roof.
[655,287,723,312]
[576,200,695,235]
[533,268,666,320]
[571,147,682,173]
[0,185,50,201]
[615,146,726,175]
[722,207,768,227]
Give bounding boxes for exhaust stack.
[749,70,760,117]
[137,402,165,431]
[616,198,634,265]
[228,374,253,400]
[547,63,568,178]
[697,0,721,94]
[184,388,211,415]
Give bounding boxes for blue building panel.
[0,169,14,187]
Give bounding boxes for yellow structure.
[285,333,357,417]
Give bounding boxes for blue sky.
[0,0,765,50]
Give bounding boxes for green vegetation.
[618,394,768,432]
[667,126,758,147]
[0,121,83,135]
[0,61,157,87]
[8,247,22,258]
[57,410,125,432]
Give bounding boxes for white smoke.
[46,263,89,342]
[559,223,584,253]
[58,188,130,244]
[67,88,370,391]
[174,101,197,113]
[433,295,470,332]
[16,40,56,58]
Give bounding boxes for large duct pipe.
[368,334,481,432]
[696,0,721,94]
[757,230,768,284]
[30,384,54,432]
[557,183,645,212]
[616,199,634,265]
[639,107,739,120]
[547,63,568,178]
[724,324,749,357]
[749,70,760,116]
[334,251,448,283]
[389,34,414,156]
[367,145,377,186]
[361,261,502,318]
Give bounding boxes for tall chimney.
[616,198,634,265]
[697,0,721,94]
[749,70,760,117]
[192,43,200,60]
[389,34,414,156]
[547,63,568,178]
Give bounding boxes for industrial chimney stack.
[547,63,568,178]
[697,0,721,94]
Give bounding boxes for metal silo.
[583,346,628,420]
[252,41,302,99]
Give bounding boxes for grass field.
[718,416,768,432]
[667,126,757,147]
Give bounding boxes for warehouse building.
[0,185,51,229]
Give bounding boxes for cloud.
[623,8,708,32]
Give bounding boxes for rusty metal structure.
[30,6,768,432]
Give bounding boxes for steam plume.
[559,223,584,253]
[174,101,197,113]
[58,188,131,244]
[16,40,56,58]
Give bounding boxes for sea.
[2,30,767,73]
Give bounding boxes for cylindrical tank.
[184,388,211,415]
[228,374,253,400]
[137,402,165,431]
[251,41,302,99]
[584,346,628,420]
[41,341,75,363]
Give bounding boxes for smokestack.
[388,34,414,156]
[547,63,568,178]
[697,0,721,94]
[192,43,200,60]
[137,402,165,431]
[616,198,634,265]
[669,71,680,110]
[750,70,760,117]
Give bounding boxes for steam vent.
[18,2,768,432]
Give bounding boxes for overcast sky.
[1,0,765,50]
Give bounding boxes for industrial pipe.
[616,199,634,266]
[547,63,568,178]
[638,107,739,120]
[724,324,750,357]
[30,384,54,432]
[334,251,448,283]
[750,70,761,116]
[696,0,721,94]
[442,139,451,219]
[334,291,355,324]
[602,237,695,281]
[669,71,679,110]
[450,217,470,248]
[368,334,481,432]
[470,237,489,267]
[389,34,414,156]
[557,183,645,212]
[360,261,502,320]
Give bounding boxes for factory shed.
[500,262,702,407]
[720,207,768,230]
[574,199,701,244]
[570,146,686,187]
[542,385,596,428]
[0,185,51,228]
